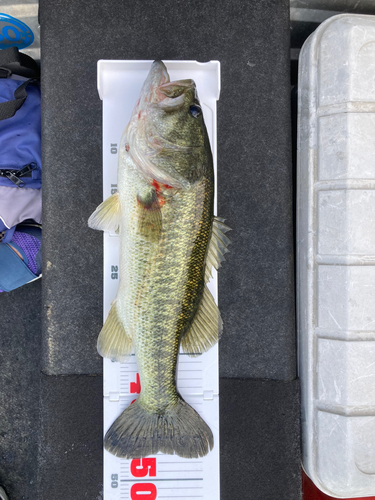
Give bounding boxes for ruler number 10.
[110,143,117,154]
[111,473,118,488]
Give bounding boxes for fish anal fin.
[97,302,132,362]
[181,286,223,356]
[88,192,121,232]
[204,216,232,283]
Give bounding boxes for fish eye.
[189,105,202,118]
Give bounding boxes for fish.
[88,60,231,459]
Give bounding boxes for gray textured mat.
[38,374,103,500]
[40,0,295,381]
[0,280,41,500]
[220,378,301,500]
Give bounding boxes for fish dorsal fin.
[204,217,232,283]
[181,285,223,356]
[97,301,133,362]
[88,192,121,232]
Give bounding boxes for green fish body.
[89,61,230,459]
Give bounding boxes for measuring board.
[98,60,221,500]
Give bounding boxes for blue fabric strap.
[0,243,36,291]
[2,226,16,243]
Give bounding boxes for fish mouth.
[143,61,170,99]
[139,61,195,106]
[135,61,170,107]
[158,79,194,96]
[157,79,196,109]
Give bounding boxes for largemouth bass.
[89,61,230,459]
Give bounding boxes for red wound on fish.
[125,143,130,152]
[152,179,173,191]
[150,179,171,207]
[151,179,161,192]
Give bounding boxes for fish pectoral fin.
[181,285,223,357]
[88,192,121,232]
[97,301,132,362]
[136,187,162,241]
[204,216,232,283]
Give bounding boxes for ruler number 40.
[111,473,118,488]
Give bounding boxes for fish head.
[125,61,213,189]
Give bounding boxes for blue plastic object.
[0,13,34,50]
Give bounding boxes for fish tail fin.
[104,397,214,459]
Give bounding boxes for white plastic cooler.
[97,60,221,500]
[298,14,375,499]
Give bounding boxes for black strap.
[0,47,39,79]
[0,78,38,121]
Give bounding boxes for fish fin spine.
[97,301,132,362]
[88,192,121,232]
[204,216,232,282]
[104,396,213,459]
[181,285,223,356]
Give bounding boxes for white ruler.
[98,60,221,500]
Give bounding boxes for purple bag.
[0,76,41,243]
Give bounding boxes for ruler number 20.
[111,266,118,280]
[111,473,118,488]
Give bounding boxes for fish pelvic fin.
[88,192,121,232]
[104,396,214,459]
[97,301,132,362]
[204,216,232,283]
[181,285,223,356]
